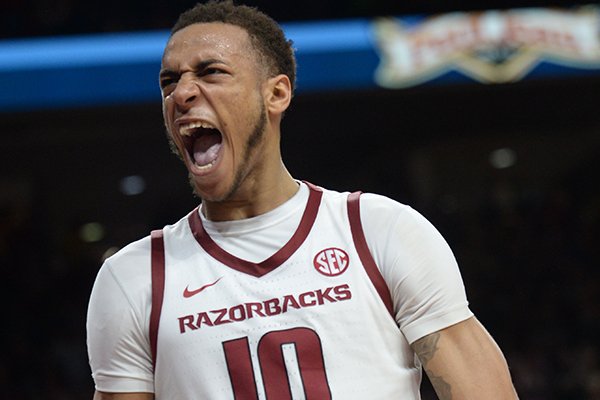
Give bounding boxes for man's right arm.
[87,250,155,396]
[93,391,154,400]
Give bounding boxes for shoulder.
[355,192,456,279]
[103,211,192,282]
[87,237,157,393]
[310,184,434,235]
[311,184,403,211]
[357,192,427,237]
[314,184,410,215]
[359,192,444,234]
[92,235,153,309]
[105,235,152,275]
[312,185,419,230]
[358,192,411,216]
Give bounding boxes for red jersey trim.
[150,229,166,371]
[188,183,324,277]
[347,192,394,317]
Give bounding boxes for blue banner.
[1,6,599,111]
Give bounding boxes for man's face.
[160,22,268,202]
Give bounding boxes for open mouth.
[179,121,223,170]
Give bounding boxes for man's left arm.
[412,316,518,400]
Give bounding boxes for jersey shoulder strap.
[346,192,394,317]
[149,229,166,372]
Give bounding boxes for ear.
[264,74,292,116]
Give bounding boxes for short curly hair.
[172,0,296,93]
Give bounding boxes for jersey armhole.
[150,229,165,373]
[347,192,394,317]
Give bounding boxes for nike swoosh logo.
[183,277,223,298]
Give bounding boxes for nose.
[171,75,201,111]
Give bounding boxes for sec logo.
[313,248,350,276]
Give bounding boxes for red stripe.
[150,229,165,371]
[188,182,323,277]
[347,192,394,317]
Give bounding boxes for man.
[87,1,518,399]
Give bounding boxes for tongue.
[193,132,222,166]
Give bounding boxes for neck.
[202,164,299,221]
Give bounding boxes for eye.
[160,77,176,89]
[202,67,225,76]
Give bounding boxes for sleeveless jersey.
[152,185,419,399]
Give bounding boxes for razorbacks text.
[178,284,352,333]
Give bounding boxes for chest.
[160,218,370,341]
[151,198,412,399]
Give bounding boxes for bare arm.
[411,317,518,400]
[93,391,153,400]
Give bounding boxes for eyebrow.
[158,69,177,80]
[159,59,228,79]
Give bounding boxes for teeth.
[195,159,216,171]
[179,121,216,137]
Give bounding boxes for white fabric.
[87,182,473,398]
[359,193,473,344]
[199,181,309,262]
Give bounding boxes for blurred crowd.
[0,0,586,39]
[422,161,600,399]
[1,0,182,39]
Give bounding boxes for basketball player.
[86,1,518,399]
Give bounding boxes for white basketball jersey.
[151,184,421,399]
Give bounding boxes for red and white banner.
[372,6,600,87]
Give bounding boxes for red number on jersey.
[223,327,332,399]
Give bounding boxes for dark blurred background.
[1,1,599,399]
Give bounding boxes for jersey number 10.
[222,327,332,399]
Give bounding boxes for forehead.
[162,22,253,65]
